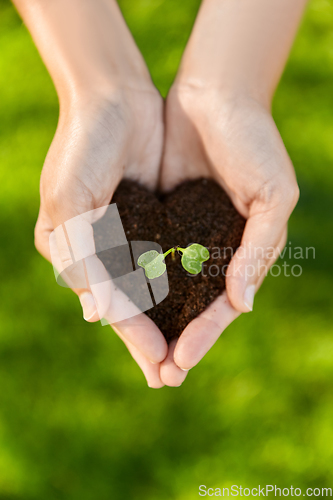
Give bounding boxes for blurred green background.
[0,0,333,498]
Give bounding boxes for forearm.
[12,0,152,103]
[176,0,308,106]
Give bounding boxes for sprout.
[137,250,166,280]
[138,243,210,280]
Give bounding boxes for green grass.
[0,0,333,499]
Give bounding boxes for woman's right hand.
[34,83,174,388]
[11,0,181,388]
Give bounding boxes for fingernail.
[180,368,190,372]
[79,292,97,321]
[244,284,255,311]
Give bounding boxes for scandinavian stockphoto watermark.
[49,202,315,323]
[199,484,332,497]
[194,241,315,280]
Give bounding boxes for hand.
[34,82,173,388]
[14,0,177,388]
[18,0,303,389]
[160,84,299,371]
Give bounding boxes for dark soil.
[106,178,245,343]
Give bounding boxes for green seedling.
[137,243,210,280]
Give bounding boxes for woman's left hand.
[158,84,299,378]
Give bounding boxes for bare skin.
[13,0,307,387]
[14,0,169,388]
[160,0,306,376]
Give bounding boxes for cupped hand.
[159,85,299,375]
[34,84,174,388]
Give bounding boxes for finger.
[159,339,189,387]
[54,210,113,320]
[113,326,165,389]
[36,192,118,321]
[226,182,299,313]
[112,313,168,365]
[34,208,53,261]
[35,208,104,322]
[255,228,288,289]
[173,230,287,372]
[173,292,240,371]
[37,203,169,364]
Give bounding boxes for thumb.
[226,182,299,313]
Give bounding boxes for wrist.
[58,67,156,111]
[172,0,306,112]
[170,78,272,113]
[14,0,154,104]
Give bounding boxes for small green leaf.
[181,244,210,275]
[137,251,166,279]
[137,250,160,268]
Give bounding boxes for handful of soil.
[107,178,245,342]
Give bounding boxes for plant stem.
[163,248,174,258]
[163,246,186,262]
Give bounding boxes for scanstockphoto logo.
[198,484,333,497]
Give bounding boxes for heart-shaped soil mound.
[110,178,245,342]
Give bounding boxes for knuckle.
[281,181,300,211]
[290,182,300,207]
[259,177,300,211]
[47,186,68,213]
[34,224,44,256]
